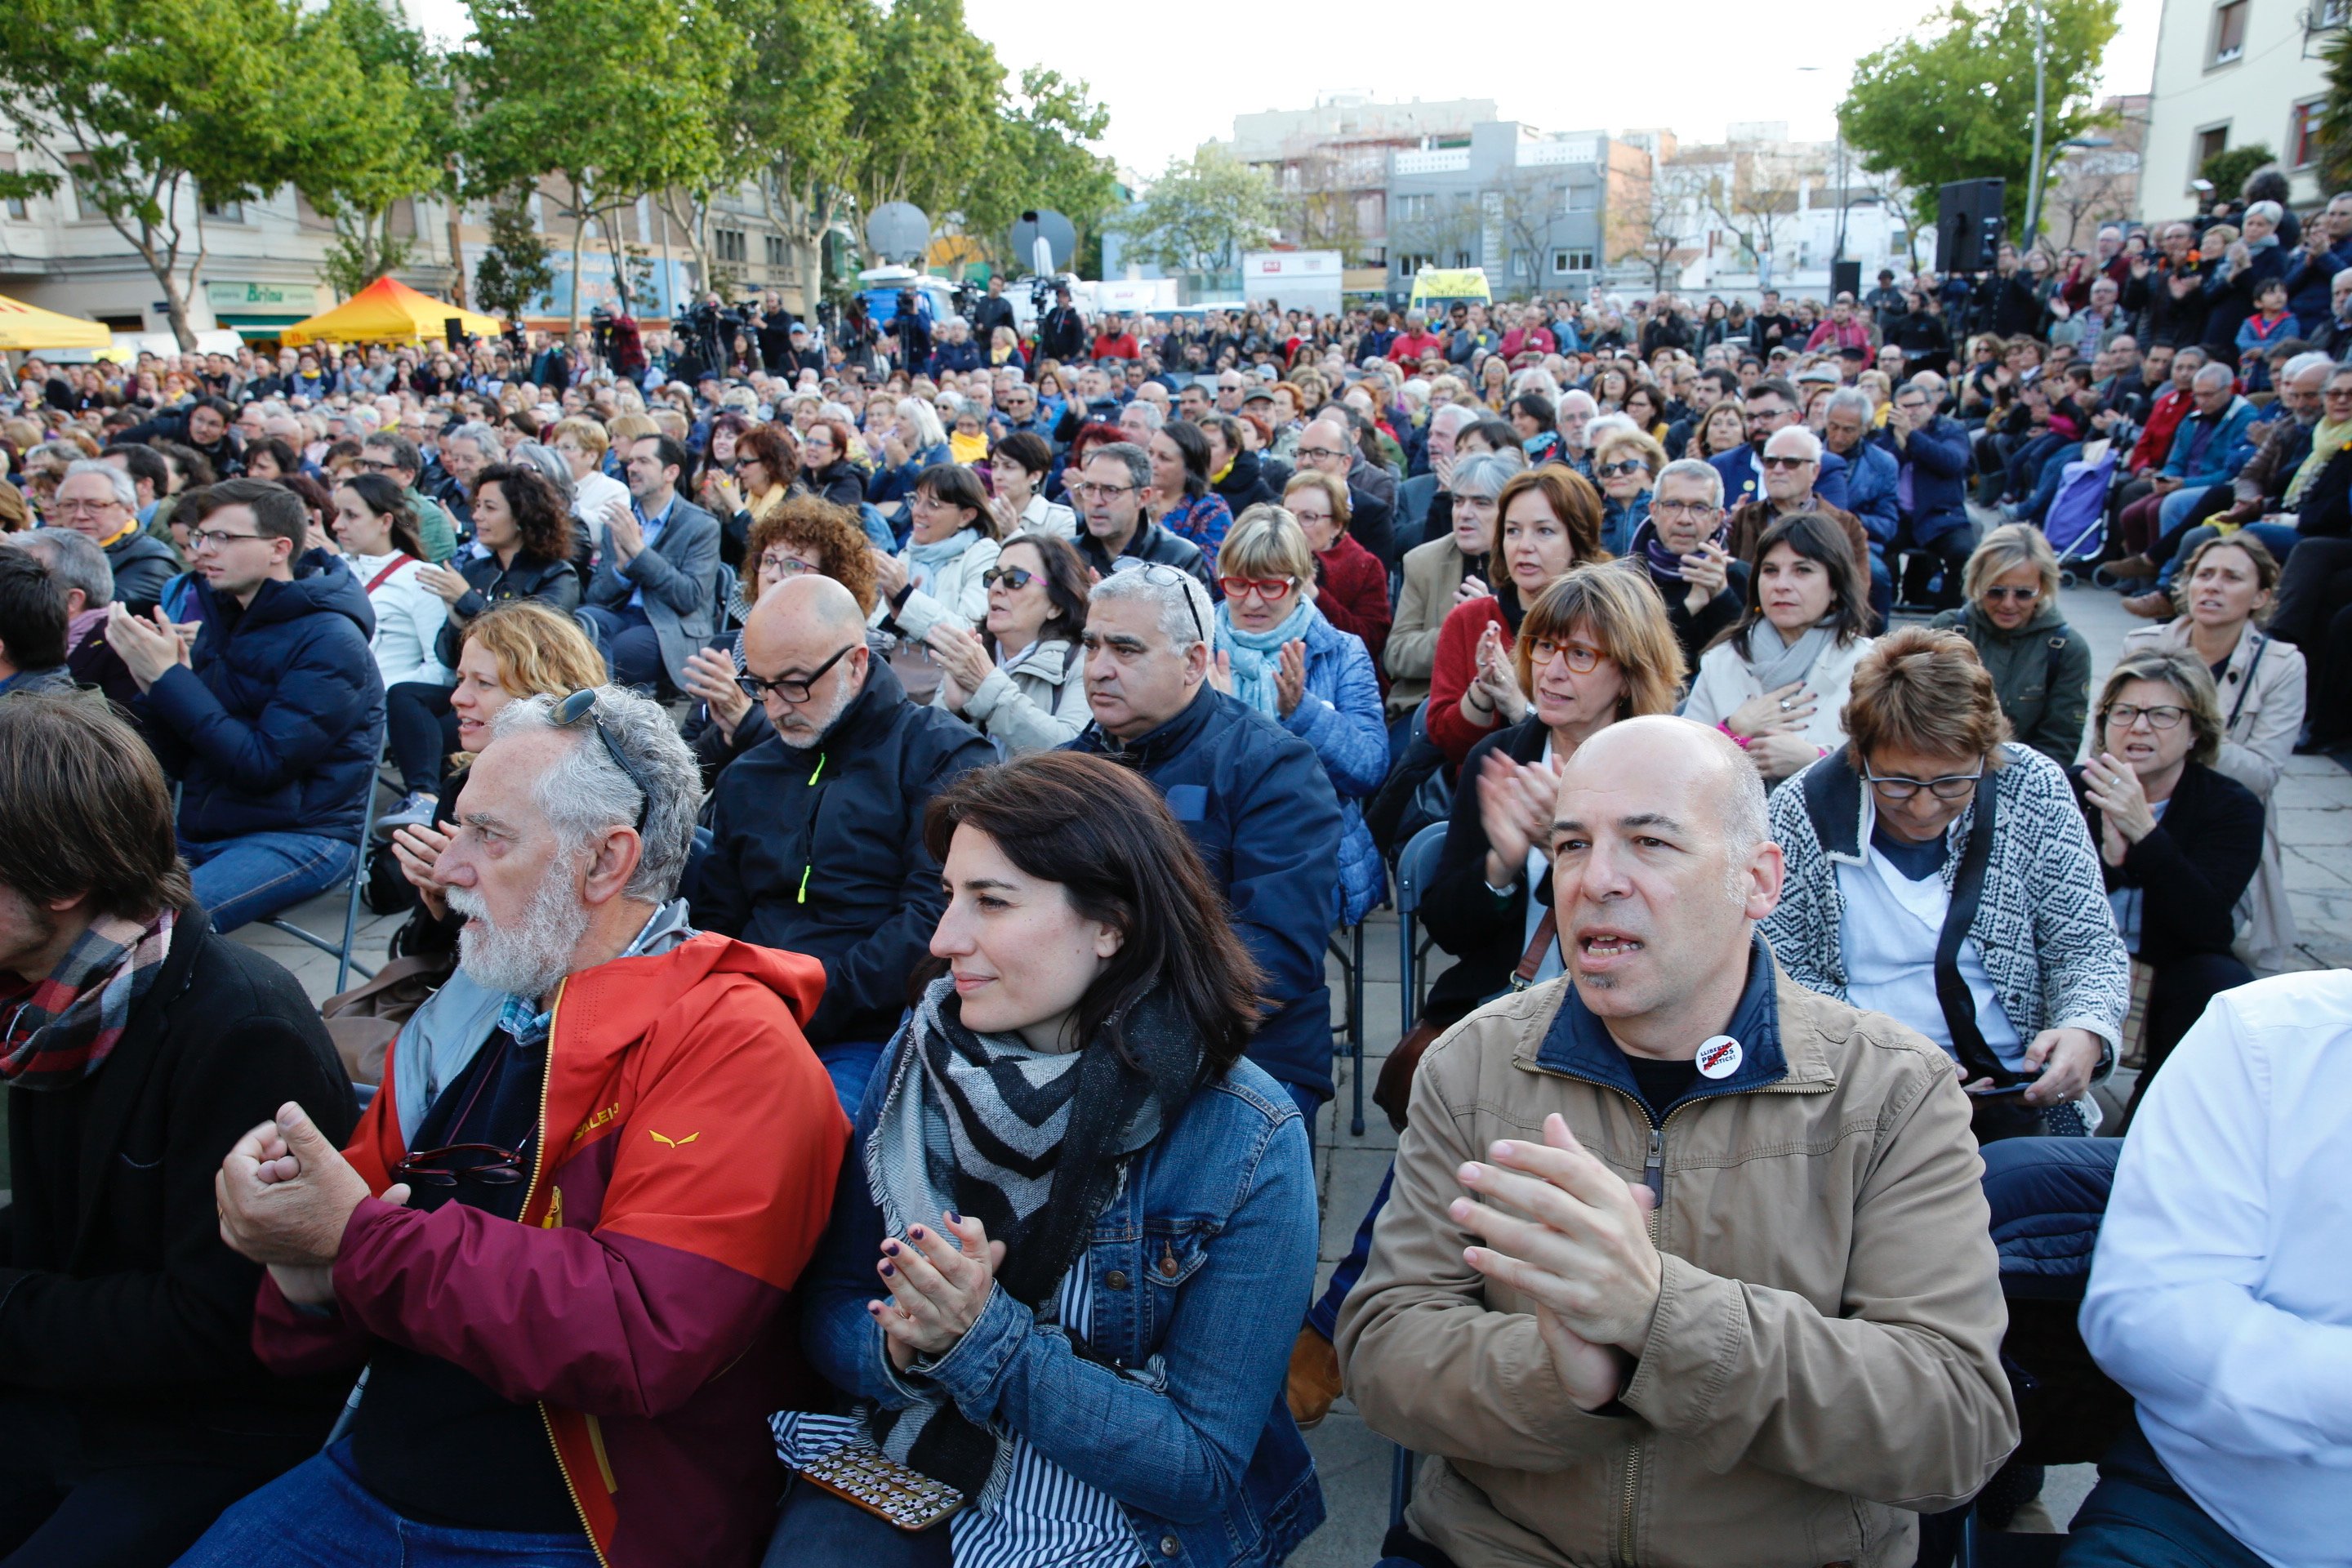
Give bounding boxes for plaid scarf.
[0,910,176,1090]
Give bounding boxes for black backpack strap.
[1935,775,2016,1086]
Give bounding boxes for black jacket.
[0,912,356,1467]
[1211,448,1280,514]
[1419,716,1552,1027]
[691,658,994,1045]
[804,459,867,515]
[2070,761,2264,968]
[1075,519,1212,592]
[433,548,582,668]
[104,528,181,615]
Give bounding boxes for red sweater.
[1316,532,1392,686]
[1425,594,1513,767]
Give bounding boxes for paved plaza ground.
[233,580,2346,1552]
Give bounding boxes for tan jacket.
[1387,536,1477,718]
[1336,962,2016,1568]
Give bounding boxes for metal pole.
[2024,0,2047,249]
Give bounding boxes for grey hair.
[1655,457,1725,508]
[1089,440,1153,493]
[1429,402,1477,437]
[2283,350,2336,384]
[1122,399,1166,434]
[1765,425,1824,462]
[490,688,705,902]
[897,397,946,449]
[1825,387,1874,423]
[508,442,577,505]
[2192,362,2236,390]
[1089,564,1213,654]
[1450,450,1525,499]
[448,421,501,461]
[2245,199,2285,227]
[62,458,137,510]
[11,527,114,608]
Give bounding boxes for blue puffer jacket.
[1067,688,1343,1101]
[140,549,385,844]
[1234,610,1388,925]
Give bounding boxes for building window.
[2292,98,2326,167]
[715,228,746,264]
[1564,185,1596,213]
[1453,248,1473,268]
[1396,193,1434,223]
[764,234,786,267]
[1510,251,1532,278]
[200,189,244,223]
[1553,248,1594,274]
[0,154,24,220]
[2211,0,2248,66]
[2194,123,2230,187]
[1396,252,1436,276]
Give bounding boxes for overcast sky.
[405,0,2162,180]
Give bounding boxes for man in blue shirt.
[581,434,720,697]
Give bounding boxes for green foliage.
[2319,29,2352,194]
[1839,0,2123,240]
[1115,145,1278,279]
[960,67,1120,271]
[470,194,554,322]
[2199,143,2277,198]
[297,0,448,296]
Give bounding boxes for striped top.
[773,1266,1139,1568]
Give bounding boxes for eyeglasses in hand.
[391,1142,527,1188]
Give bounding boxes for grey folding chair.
[262,733,387,995]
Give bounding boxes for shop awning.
[0,292,113,351]
[280,275,503,348]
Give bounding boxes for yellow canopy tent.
[0,292,113,351]
[280,276,503,348]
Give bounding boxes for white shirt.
[1834,828,2024,1071]
[2080,972,2352,1568]
[572,469,629,548]
[345,550,452,691]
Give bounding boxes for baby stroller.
[2042,446,2118,586]
[1919,1136,2135,1568]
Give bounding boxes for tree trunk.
[568,203,588,336]
[444,158,469,308]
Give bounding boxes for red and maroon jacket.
[253,933,849,1568]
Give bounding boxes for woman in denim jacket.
[780,752,1323,1568]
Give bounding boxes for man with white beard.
[690,574,993,1112]
[202,685,850,1568]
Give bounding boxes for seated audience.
[355,433,458,565]
[924,530,1092,756]
[2068,973,2350,1568]
[1285,468,1390,673]
[782,753,1322,1568]
[186,685,849,1568]
[1428,466,1606,768]
[0,696,356,1568]
[679,497,881,781]
[1762,626,2127,1141]
[53,459,178,615]
[1067,564,1343,1116]
[871,463,1000,642]
[1590,424,1664,559]
[9,527,137,710]
[1338,716,2016,1568]
[1626,457,1744,669]
[387,462,581,832]
[0,550,74,698]
[1146,418,1236,555]
[580,433,721,697]
[1212,505,1387,924]
[331,472,452,702]
[1683,512,1877,784]
[1886,379,1976,609]
[1930,523,2092,768]
[1386,450,1517,733]
[2122,533,2305,972]
[2073,647,2262,1120]
[105,479,385,932]
[1070,443,1211,590]
[692,576,993,1111]
[985,430,1076,539]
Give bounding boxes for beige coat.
[1386,537,1477,719]
[1336,965,2016,1568]
[2118,620,2305,970]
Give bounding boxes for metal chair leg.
[1349,920,1366,1136]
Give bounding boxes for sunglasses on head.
[551,689,654,833]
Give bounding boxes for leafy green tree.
[724,0,868,315]
[959,67,1120,275]
[301,0,450,299]
[463,0,743,330]
[1116,145,1278,282]
[2317,28,2352,195]
[2199,144,2276,200]
[1839,0,2123,244]
[0,0,347,347]
[469,191,554,321]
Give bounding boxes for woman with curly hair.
[678,495,881,779]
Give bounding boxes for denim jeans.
[173,1440,600,1568]
[817,1040,885,1118]
[2056,1423,2270,1568]
[180,831,356,934]
[385,680,459,796]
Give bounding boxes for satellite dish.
[1008,208,1076,276]
[863,203,933,265]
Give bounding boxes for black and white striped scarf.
[860,976,1199,1503]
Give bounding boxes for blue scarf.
[1216,599,1316,715]
[905,527,979,594]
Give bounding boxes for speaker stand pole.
[2024,0,2047,252]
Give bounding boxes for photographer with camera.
[1039,281,1088,367]
[889,288,933,376]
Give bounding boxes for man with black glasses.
[1711,376,1851,514]
[1294,415,1396,567]
[357,433,459,564]
[1070,443,1212,590]
[691,575,991,1113]
[196,684,849,1568]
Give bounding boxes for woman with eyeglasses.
[1591,425,1664,558]
[2118,532,2305,970]
[1426,465,1608,769]
[921,532,1092,756]
[1205,504,1388,925]
[870,463,1001,656]
[1682,512,1876,785]
[1283,469,1388,674]
[1927,523,2091,768]
[1761,626,2127,1144]
[1385,450,1521,738]
[2070,648,2261,1121]
[679,497,880,782]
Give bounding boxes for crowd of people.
[0,167,2345,1568]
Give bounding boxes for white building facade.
[2139,0,2343,217]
